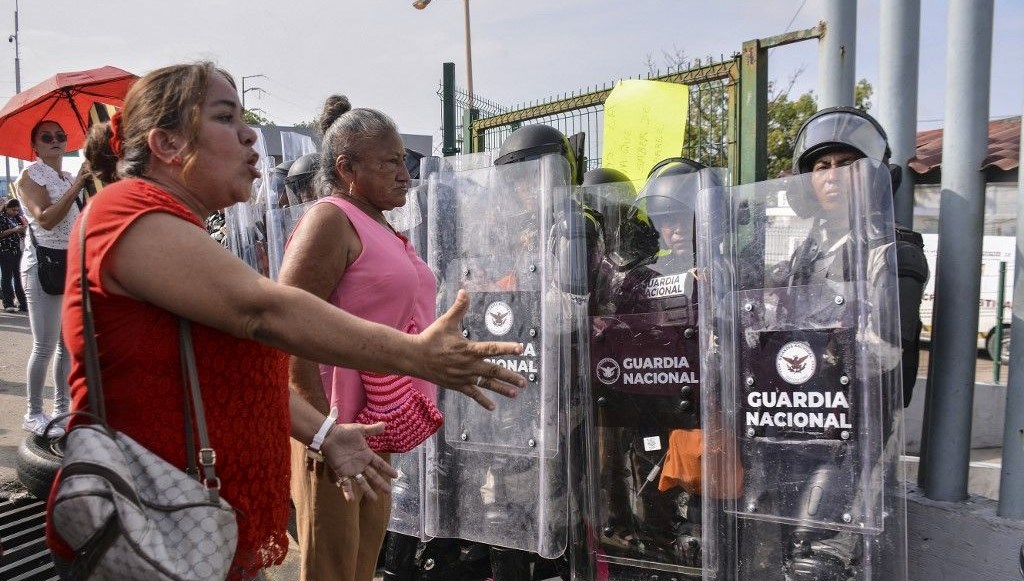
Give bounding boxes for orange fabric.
[658,429,703,494]
[657,428,745,499]
[51,179,291,580]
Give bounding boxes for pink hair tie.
[108,110,124,158]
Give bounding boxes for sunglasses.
[38,132,67,145]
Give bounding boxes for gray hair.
[316,96,398,194]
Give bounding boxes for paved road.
[0,310,37,495]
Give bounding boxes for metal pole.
[877,0,920,227]
[997,96,1024,518]
[919,0,994,502]
[463,0,473,112]
[817,0,856,108]
[441,62,457,156]
[12,0,21,173]
[240,74,266,112]
[993,261,1006,383]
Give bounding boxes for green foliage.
[242,108,273,126]
[293,119,319,132]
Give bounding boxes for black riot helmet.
[630,158,722,270]
[606,158,706,270]
[792,106,891,174]
[271,159,294,207]
[494,124,580,185]
[582,167,632,189]
[636,157,706,216]
[790,106,901,217]
[582,167,636,261]
[286,153,320,203]
[274,159,294,180]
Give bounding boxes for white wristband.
[308,407,338,453]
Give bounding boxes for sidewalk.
[0,310,36,495]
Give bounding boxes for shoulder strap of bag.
[26,220,40,249]
[78,205,223,501]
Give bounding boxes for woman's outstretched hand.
[415,289,526,410]
[322,421,398,502]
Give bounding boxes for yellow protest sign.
[602,79,690,189]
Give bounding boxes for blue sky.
[1,0,1021,151]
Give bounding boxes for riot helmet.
[285,153,320,203]
[582,167,632,188]
[630,158,717,271]
[792,106,890,174]
[790,106,898,218]
[274,159,294,179]
[494,124,579,185]
[581,167,635,241]
[271,159,294,207]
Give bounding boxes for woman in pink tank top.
[279,95,442,581]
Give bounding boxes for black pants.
[0,252,25,309]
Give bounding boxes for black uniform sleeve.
[894,224,929,407]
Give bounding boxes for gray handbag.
[50,205,238,580]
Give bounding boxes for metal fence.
[439,27,826,186]
[440,58,738,174]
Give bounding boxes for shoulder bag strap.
[178,319,223,502]
[78,205,221,501]
[78,205,106,422]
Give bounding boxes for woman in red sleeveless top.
[48,62,525,581]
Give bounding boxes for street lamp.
[414,0,474,110]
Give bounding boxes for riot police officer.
[772,106,925,580]
[701,106,920,581]
[285,152,320,203]
[397,124,584,581]
[486,123,588,581]
[272,159,295,207]
[789,106,928,407]
[586,159,720,577]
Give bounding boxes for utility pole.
[5,0,21,188]
[241,74,266,112]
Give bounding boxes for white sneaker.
[4,306,17,313]
[22,413,66,438]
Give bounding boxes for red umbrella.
[0,65,137,160]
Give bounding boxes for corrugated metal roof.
[909,116,1020,174]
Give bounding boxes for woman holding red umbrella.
[16,119,91,438]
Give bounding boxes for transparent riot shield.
[423,151,578,558]
[697,158,907,581]
[280,130,317,161]
[384,156,441,540]
[223,128,274,275]
[384,188,429,534]
[579,168,724,580]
